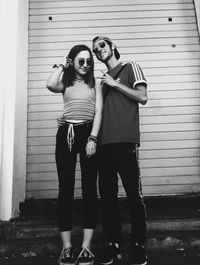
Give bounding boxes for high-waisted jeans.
[55,121,98,232]
[98,143,147,245]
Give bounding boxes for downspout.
[194,0,200,38]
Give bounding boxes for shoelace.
[109,243,122,260]
[67,123,75,152]
[75,247,94,265]
[59,247,73,263]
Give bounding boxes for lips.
[80,68,88,73]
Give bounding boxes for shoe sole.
[96,255,123,265]
[78,262,94,265]
[129,262,147,265]
[58,262,76,265]
[96,260,113,265]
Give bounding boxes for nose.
[94,46,102,55]
[98,46,104,53]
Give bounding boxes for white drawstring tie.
[67,123,75,152]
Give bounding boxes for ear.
[111,43,116,51]
[66,57,73,65]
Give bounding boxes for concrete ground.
[0,249,200,265]
[0,195,200,264]
[0,228,200,265]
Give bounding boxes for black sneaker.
[129,243,147,265]
[58,247,75,265]
[96,243,122,265]
[77,248,95,265]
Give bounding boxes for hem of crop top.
[66,119,86,123]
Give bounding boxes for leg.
[77,135,98,265]
[77,228,95,265]
[58,232,75,265]
[79,150,98,238]
[116,143,146,245]
[98,144,121,243]
[82,228,95,249]
[56,127,77,265]
[60,231,72,249]
[55,126,77,237]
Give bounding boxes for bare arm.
[90,81,103,137]
[114,82,147,105]
[85,81,103,157]
[46,67,64,93]
[101,73,147,105]
[46,57,68,93]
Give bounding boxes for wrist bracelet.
[88,135,97,144]
[58,64,65,69]
[52,64,65,70]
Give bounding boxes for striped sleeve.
[129,62,147,88]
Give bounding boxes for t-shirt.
[98,61,147,146]
[63,81,95,121]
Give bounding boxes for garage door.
[27,0,200,199]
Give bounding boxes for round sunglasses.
[75,58,92,67]
[93,41,106,54]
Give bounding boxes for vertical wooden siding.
[27,0,200,199]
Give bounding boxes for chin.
[99,56,106,62]
[79,71,87,75]
[101,54,110,63]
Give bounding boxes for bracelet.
[88,135,97,144]
[52,64,65,70]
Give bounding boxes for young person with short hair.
[92,36,148,265]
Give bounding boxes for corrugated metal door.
[27,0,200,199]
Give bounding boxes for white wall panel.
[27,0,200,199]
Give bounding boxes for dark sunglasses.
[93,41,106,54]
[75,58,92,67]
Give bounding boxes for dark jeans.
[98,143,146,245]
[55,121,98,232]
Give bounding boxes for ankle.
[82,243,92,249]
[63,244,72,250]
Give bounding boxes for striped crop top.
[63,82,95,121]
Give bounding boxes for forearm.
[113,82,147,105]
[90,109,102,137]
[46,66,64,93]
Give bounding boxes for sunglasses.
[93,41,106,54]
[75,58,92,67]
